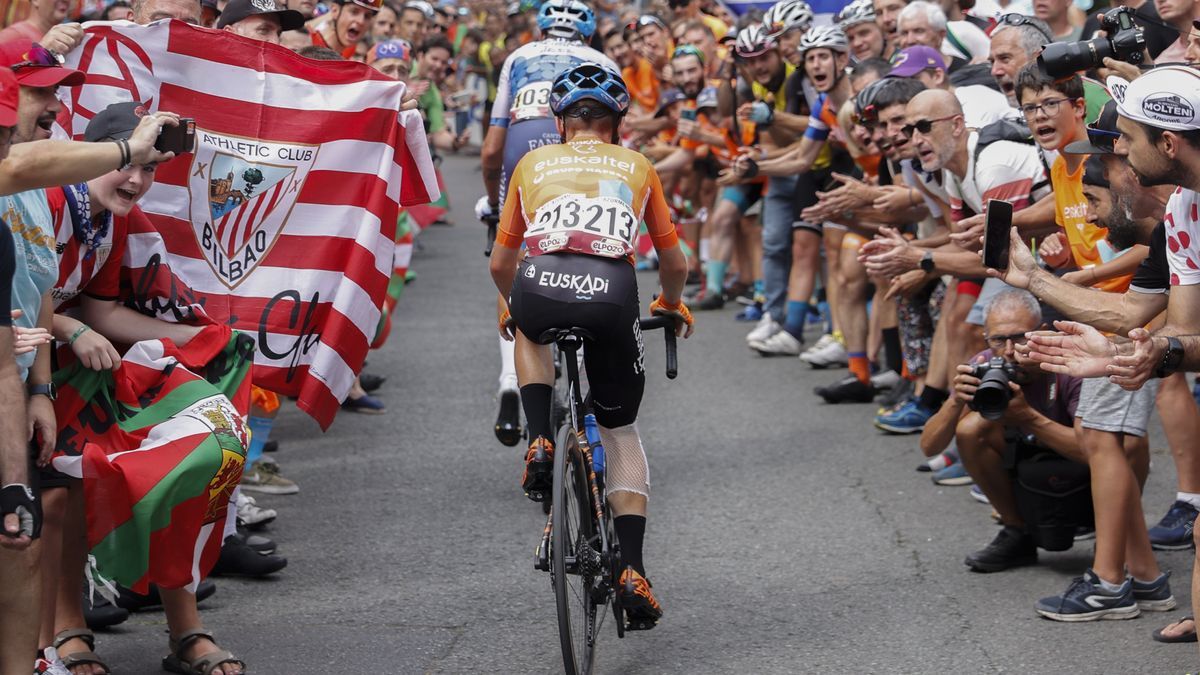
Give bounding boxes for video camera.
[967,357,1019,421]
[1037,6,1146,79]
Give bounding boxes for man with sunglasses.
[633,14,671,81]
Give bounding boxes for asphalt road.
[100,155,1197,674]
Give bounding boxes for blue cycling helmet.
[537,0,595,40]
[549,62,630,117]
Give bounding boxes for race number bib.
[526,194,638,259]
[511,81,552,122]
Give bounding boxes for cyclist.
[477,0,618,446]
[488,63,693,628]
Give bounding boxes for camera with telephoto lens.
[1037,6,1145,78]
[967,357,1019,421]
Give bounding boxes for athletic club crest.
[188,129,318,287]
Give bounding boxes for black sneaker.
[114,579,217,612]
[360,372,387,393]
[696,291,725,311]
[494,390,522,447]
[964,525,1037,573]
[83,591,130,630]
[814,376,876,404]
[211,532,288,578]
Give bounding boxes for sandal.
[1152,615,1197,644]
[53,628,111,675]
[162,629,245,675]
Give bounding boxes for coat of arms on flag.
[191,133,316,287]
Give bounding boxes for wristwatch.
[919,251,935,274]
[27,382,56,401]
[1155,336,1184,378]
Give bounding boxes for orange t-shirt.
[623,58,660,113]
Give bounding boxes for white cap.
[1108,66,1200,132]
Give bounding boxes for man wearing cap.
[310,0,380,59]
[368,37,414,80]
[218,0,306,43]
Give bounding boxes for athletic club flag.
[55,20,439,428]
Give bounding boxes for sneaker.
[83,592,129,630]
[619,566,663,630]
[877,378,914,410]
[1132,572,1178,612]
[522,437,554,502]
[1074,526,1096,542]
[1148,500,1198,551]
[236,492,277,529]
[874,400,933,434]
[870,369,902,392]
[917,449,953,473]
[964,525,1037,573]
[360,372,387,393]
[494,389,523,447]
[114,579,217,612]
[970,485,990,504]
[35,649,70,675]
[240,459,299,495]
[745,313,780,344]
[734,303,763,322]
[800,336,848,369]
[1035,570,1140,622]
[696,291,725,311]
[342,393,386,414]
[814,375,875,404]
[933,462,973,486]
[750,329,803,357]
[800,333,837,360]
[210,532,287,578]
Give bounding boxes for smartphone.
[156,118,196,155]
[983,198,1014,270]
[680,108,697,121]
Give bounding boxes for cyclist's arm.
[644,170,686,306]
[481,125,507,209]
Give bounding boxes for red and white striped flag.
[55,20,439,429]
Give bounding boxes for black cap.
[84,101,145,142]
[217,0,306,30]
[655,89,687,117]
[1082,154,1110,189]
[1065,100,1119,155]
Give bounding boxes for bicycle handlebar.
[483,215,498,257]
[638,315,678,380]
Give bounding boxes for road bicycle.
[532,315,678,675]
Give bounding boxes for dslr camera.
[967,357,1019,421]
[1037,6,1146,78]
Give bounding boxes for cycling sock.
[246,415,274,465]
[882,327,902,373]
[848,353,870,384]
[614,514,647,577]
[520,384,553,442]
[706,261,728,297]
[1177,492,1200,509]
[917,385,949,412]
[783,301,810,340]
[499,334,518,393]
[753,279,764,301]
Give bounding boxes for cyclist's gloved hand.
[475,195,499,223]
[747,101,774,126]
[650,297,694,339]
[0,484,41,540]
[498,308,516,342]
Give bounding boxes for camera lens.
[972,368,1013,421]
[1037,38,1111,79]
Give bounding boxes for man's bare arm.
[1028,269,1167,334]
[0,328,25,487]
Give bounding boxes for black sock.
[917,385,948,412]
[520,384,553,442]
[882,327,902,373]
[614,515,647,577]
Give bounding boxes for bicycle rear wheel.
[552,425,601,674]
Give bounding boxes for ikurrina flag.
[54,20,439,429]
[51,325,254,596]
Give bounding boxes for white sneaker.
[869,369,902,391]
[801,333,837,360]
[236,492,278,528]
[751,329,803,356]
[801,337,848,368]
[745,313,781,344]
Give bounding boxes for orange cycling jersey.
[496,137,679,261]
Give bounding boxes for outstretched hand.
[1025,320,1118,378]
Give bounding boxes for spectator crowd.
[3,0,1200,671]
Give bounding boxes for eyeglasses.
[900,114,959,138]
[995,13,1054,41]
[1019,97,1074,118]
[11,43,59,72]
[627,15,667,32]
[984,332,1029,351]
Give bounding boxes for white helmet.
[762,0,813,37]
[836,0,876,29]
[734,23,776,58]
[798,25,849,56]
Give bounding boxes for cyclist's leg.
[507,255,561,499]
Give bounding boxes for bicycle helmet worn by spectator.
[836,0,875,28]
[798,25,849,55]
[762,0,813,37]
[734,24,775,58]
[537,0,596,40]
[549,62,630,117]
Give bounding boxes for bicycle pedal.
[625,617,658,631]
[525,490,548,502]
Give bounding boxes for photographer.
[920,289,1083,572]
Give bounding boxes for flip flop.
[1152,615,1197,644]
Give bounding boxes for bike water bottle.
[584,414,605,475]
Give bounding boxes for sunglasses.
[627,15,667,32]
[984,332,1029,351]
[11,43,60,72]
[671,44,705,63]
[995,13,1053,41]
[900,114,959,138]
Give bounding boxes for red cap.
[0,69,18,126]
[0,39,85,89]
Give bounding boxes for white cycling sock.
[499,333,518,393]
[1177,492,1200,510]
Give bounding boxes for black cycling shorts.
[509,253,644,429]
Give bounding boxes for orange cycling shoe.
[522,437,554,502]
[619,566,663,630]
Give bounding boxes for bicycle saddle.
[537,326,595,347]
